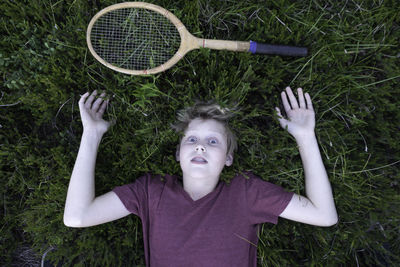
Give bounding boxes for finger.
[305,92,314,111]
[298,88,306,109]
[281,91,291,113]
[85,90,98,108]
[79,92,90,107]
[97,98,109,116]
[92,92,106,112]
[285,87,299,109]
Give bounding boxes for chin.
[181,166,211,178]
[186,169,211,178]
[180,160,225,178]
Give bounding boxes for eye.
[208,138,219,145]
[186,136,197,143]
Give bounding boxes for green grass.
[92,8,181,70]
[1,0,399,266]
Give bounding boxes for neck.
[182,173,219,201]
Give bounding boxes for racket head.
[87,2,194,75]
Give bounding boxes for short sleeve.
[244,172,294,225]
[112,174,150,217]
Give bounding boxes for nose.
[195,145,206,153]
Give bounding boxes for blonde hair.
[171,100,237,156]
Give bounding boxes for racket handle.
[249,41,308,57]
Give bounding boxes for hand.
[78,90,114,136]
[276,87,315,139]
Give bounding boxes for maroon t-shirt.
[113,171,294,267]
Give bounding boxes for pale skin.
[176,118,233,201]
[276,87,338,226]
[64,87,338,227]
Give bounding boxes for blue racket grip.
[249,41,308,57]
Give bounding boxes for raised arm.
[63,91,130,227]
[276,87,338,227]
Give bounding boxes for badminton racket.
[87,2,308,75]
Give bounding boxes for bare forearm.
[64,130,103,223]
[296,133,337,220]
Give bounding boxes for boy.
[64,87,338,266]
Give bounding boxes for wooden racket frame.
[87,2,250,75]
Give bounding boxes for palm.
[284,108,315,136]
[276,87,315,139]
[81,107,110,132]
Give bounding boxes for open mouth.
[191,156,208,164]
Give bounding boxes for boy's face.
[176,118,233,179]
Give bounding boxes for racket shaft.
[202,39,250,52]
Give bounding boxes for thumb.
[275,107,288,129]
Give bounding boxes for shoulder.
[128,172,173,184]
[112,173,176,210]
[233,171,294,224]
[231,170,268,180]
[224,171,268,192]
[229,170,257,182]
[113,173,173,194]
[230,171,273,186]
[230,171,292,195]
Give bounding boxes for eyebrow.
[184,130,225,138]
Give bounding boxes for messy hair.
[171,100,237,156]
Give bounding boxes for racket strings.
[90,8,180,70]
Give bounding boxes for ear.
[175,144,180,161]
[225,154,233,166]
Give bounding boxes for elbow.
[63,213,83,228]
[321,213,339,227]
[323,218,338,227]
[63,217,81,228]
